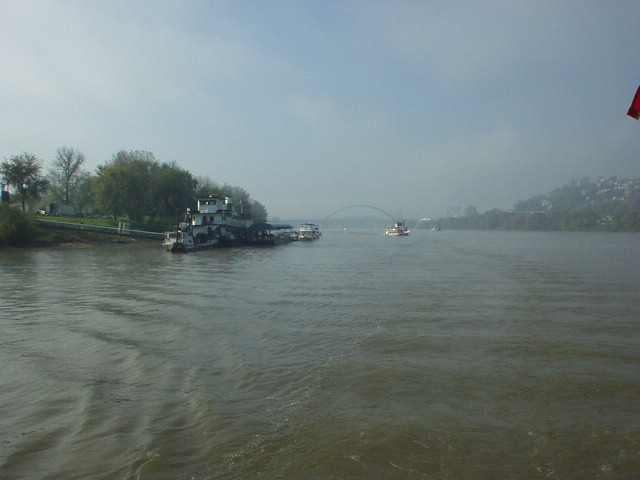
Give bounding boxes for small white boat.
[385,221,410,236]
[163,230,199,252]
[299,223,321,240]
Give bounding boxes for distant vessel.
[163,196,251,252]
[299,223,322,240]
[385,221,410,236]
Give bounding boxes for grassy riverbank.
[36,227,156,247]
[2,225,156,249]
[0,205,160,248]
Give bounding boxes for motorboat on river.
[385,221,410,236]
[298,223,321,240]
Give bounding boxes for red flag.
[627,85,640,120]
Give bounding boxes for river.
[1,229,639,479]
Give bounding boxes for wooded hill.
[435,177,640,232]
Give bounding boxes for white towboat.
[298,223,321,240]
[385,221,410,236]
[163,196,252,252]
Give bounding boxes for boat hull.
[164,233,219,252]
[385,221,410,236]
[298,223,322,240]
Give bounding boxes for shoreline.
[0,234,160,250]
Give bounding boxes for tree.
[49,147,86,205]
[219,184,269,221]
[249,200,268,223]
[195,175,224,198]
[0,202,37,246]
[73,172,95,214]
[149,162,197,220]
[513,194,551,213]
[93,161,127,220]
[193,177,267,221]
[93,151,156,222]
[0,153,49,211]
[94,151,198,223]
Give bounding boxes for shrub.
[0,204,37,246]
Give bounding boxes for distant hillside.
[432,177,640,232]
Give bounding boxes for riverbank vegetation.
[0,148,269,247]
[0,203,138,247]
[424,177,640,232]
[1,149,268,222]
[0,203,38,246]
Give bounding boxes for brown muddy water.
[1,230,638,479]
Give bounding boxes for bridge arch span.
[324,204,396,221]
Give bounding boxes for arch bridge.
[324,204,396,222]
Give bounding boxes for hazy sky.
[1,1,639,220]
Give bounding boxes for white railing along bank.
[35,218,165,240]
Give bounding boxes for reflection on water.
[1,231,639,479]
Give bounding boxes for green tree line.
[436,177,640,232]
[1,148,268,226]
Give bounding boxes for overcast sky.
[1,1,639,220]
